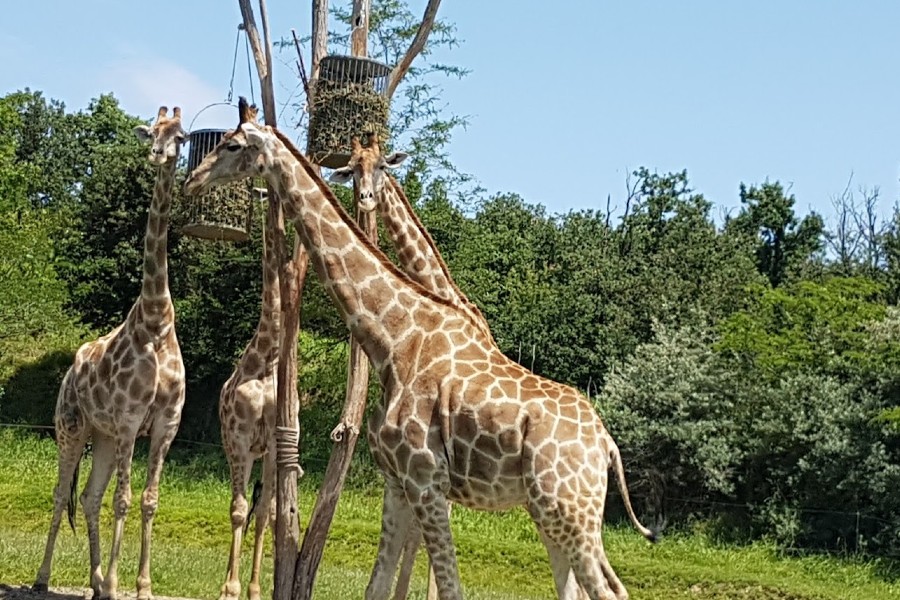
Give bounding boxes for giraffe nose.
[360,190,374,199]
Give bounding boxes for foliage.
[717,278,890,378]
[727,181,825,287]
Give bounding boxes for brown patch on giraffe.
[473,433,502,457]
[497,427,522,454]
[452,410,478,441]
[468,449,499,482]
[498,455,521,477]
[407,452,435,485]
[243,353,262,377]
[403,419,427,448]
[555,418,579,441]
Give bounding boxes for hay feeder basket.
[182,128,254,243]
[307,55,392,169]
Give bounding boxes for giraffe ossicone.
[185,97,656,600]
[35,106,187,600]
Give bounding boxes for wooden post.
[236,3,306,600]
[293,4,374,598]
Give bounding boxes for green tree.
[727,181,824,287]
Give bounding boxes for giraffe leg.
[247,448,275,600]
[391,522,422,600]
[136,419,180,600]
[538,531,587,600]
[34,420,87,591]
[80,434,117,599]
[364,484,414,600]
[408,488,461,600]
[100,434,137,600]
[425,501,452,600]
[220,451,254,600]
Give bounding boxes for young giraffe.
[35,106,188,600]
[184,98,655,600]
[217,173,281,599]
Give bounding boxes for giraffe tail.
[66,460,80,533]
[609,440,659,543]
[244,477,263,536]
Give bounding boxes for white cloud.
[100,57,233,131]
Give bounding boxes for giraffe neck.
[264,131,457,369]
[379,175,493,339]
[257,196,281,336]
[139,159,175,324]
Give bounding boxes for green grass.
[0,430,897,600]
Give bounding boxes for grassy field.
[0,430,896,600]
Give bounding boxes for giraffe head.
[183,97,272,197]
[134,106,188,165]
[328,132,408,212]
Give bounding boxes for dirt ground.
[0,585,199,600]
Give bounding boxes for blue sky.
[3,1,899,224]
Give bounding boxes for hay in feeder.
[181,179,253,242]
[308,77,390,168]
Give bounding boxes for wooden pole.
[293,4,374,598]
[236,3,306,600]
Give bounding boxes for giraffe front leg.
[364,484,414,600]
[80,434,117,599]
[101,436,137,600]
[136,420,180,600]
[408,487,461,600]
[391,520,423,600]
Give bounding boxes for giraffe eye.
[226,143,241,152]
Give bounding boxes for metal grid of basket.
[181,129,254,242]
[307,55,392,169]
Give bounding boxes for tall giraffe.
[184,98,655,600]
[35,106,188,600]
[333,137,589,600]
[217,174,282,600]
[330,134,481,600]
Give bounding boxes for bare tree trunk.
[237,3,305,600]
[293,4,374,599]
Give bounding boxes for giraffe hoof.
[32,583,48,593]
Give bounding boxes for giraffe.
[330,134,488,600]
[217,176,282,600]
[35,106,188,600]
[183,97,656,600]
[332,137,591,600]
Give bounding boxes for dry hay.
[308,78,390,166]
[180,179,253,242]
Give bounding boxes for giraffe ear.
[329,166,354,184]
[134,125,153,142]
[383,151,408,169]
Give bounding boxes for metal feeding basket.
[182,129,254,243]
[307,55,392,169]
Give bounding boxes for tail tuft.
[66,461,80,533]
[244,478,263,535]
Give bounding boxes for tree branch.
[385,0,442,100]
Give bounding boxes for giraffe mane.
[268,127,473,315]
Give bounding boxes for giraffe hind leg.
[35,371,89,591]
